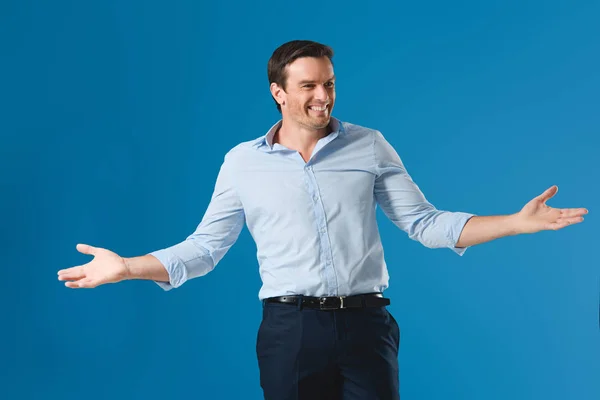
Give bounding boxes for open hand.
[515,185,588,234]
[58,244,130,288]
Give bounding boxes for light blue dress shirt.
[150,118,475,299]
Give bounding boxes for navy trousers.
[256,300,400,399]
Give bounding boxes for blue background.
[2,0,599,399]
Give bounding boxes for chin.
[305,115,331,129]
[309,120,330,130]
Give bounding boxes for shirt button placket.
[305,165,337,295]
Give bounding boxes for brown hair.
[267,40,334,113]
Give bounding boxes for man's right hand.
[58,244,131,288]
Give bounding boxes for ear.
[270,82,286,107]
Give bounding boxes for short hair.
[267,40,334,113]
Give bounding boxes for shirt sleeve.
[373,130,475,255]
[149,152,245,290]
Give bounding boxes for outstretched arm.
[59,150,245,290]
[455,185,588,248]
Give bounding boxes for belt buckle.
[319,296,346,310]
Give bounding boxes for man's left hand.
[515,185,588,234]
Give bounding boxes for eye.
[325,81,335,88]
[303,84,315,89]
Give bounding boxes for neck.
[274,118,332,154]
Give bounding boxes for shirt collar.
[253,117,344,150]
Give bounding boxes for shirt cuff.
[448,212,476,256]
[148,248,188,291]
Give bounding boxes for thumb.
[537,185,558,204]
[76,243,97,256]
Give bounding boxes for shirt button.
[313,195,319,201]
[320,226,326,233]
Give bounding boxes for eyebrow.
[298,76,336,85]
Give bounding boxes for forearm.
[455,214,521,248]
[124,254,170,282]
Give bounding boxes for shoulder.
[338,120,403,164]
[340,120,377,135]
[217,136,265,173]
[338,120,387,147]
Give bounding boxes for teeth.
[309,106,327,111]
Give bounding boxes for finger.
[58,274,85,282]
[558,216,585,224]
[77,278,99,289]
[537,185,558,203]
[65,278,94,289]
[559,208,589,217]
[65,280,84,288]
[549,216,584,230]
[76,243,97,256]
[57,266,85,280]
[547,221,569,230]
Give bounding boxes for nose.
[314,84,329,102]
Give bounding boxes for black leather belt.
[263,293,390,310]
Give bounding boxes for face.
[271,56,336,131]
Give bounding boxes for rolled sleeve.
[448,212,476,256]
[150,242,212,291]
[149,248,187,291]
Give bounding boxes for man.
[57,40,587,399]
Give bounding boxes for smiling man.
[268,53,336,163]
[58,40,588,400]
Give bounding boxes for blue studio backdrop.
[2,1,599,399]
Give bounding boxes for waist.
[263,292,390,310]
